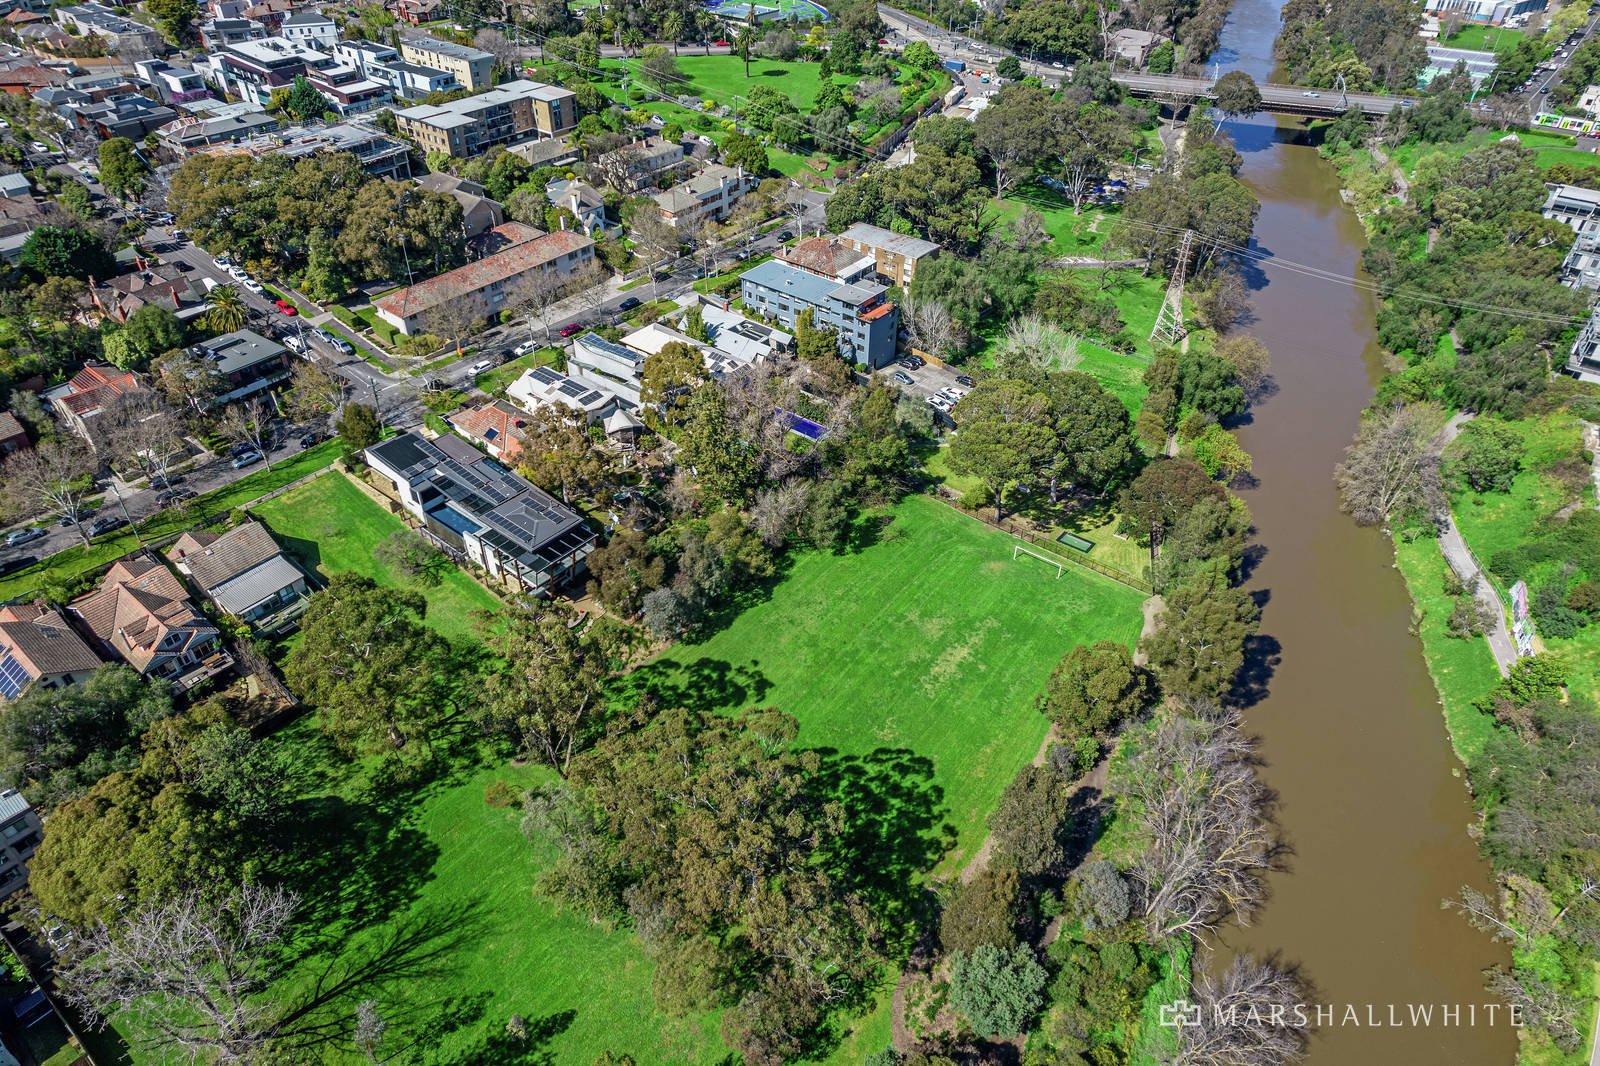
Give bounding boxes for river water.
[1207,2,1517,1062]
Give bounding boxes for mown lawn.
[1389,128,1593,179]
[250,471,502,643]
[625,493,1147,874]
[992,188,1115,258]
[0,441,345,601]
[1393,536,1502,765]
[1441,24,1523,52]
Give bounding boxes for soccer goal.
[1013,543,1064,579]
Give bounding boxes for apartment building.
[836,222,941,288]
[53,2,162,53]
[279,9,335,48]
[213,37,390,116]
[374,227,594,335]
[1543,182,1600,290]
[652,164,755,227]
[400,33,494,89]
[0,791,43,900]
[740,258,900,369]
[395,79,576,157]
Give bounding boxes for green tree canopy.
[20,226,114,282]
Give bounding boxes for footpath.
[1433,412,1517,676]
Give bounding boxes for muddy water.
[1206,2,1517,1062]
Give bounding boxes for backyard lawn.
[250,471,502,643]
[624,493,1148,874]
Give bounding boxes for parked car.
[28,141,50,155]
[283,332,307,353]
[1051,61,1064,68]
[0,555,35,577]
[778,230,794,242]
[5,526,44,547]
[241,279,265,294]
[955,374,975,387]
[899,355,924,370]
[57,513,79,528]
[559,322,583,337]
[927,395,953,412]
[618,296,642,312]
[891,370,914,386]
[230,449,262,470]
[468,358,496,376]
[157,488,196,506]
[227,265,250,281]
[329,336,353,355]
[214,255,234,269]
[714,38,730,46]
[513,340,540,357]
[299,432,322,449]
[940,386,967,401]
[88,515,127,537]
[274,299,297,315]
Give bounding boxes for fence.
[919,487,1154,594]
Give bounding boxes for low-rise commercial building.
[365,430,597,595]
[395,79,577,158]
[375,227,594,335]
[739,258,899,368]
[399,33,494,90]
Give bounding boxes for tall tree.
[205,283,248,334]
[97,137,147,202]
[1,438,97,542]
[1140,568,1259,702]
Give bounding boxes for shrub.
[948,944,1047,1038]
[485,781,523,808]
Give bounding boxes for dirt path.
[1433,413,1517,676]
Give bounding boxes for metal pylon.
[1150,229,1194,347]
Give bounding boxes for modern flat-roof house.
[53,2,162,53]
[200,16,268,48]
[0,790,43,900]
[739,258,900,368]
[188,328,291,405]
[0,603,104,700]
[196,119,412,178]
[507,363,623,422]
[1543,183,1600,290]
[365,431,597,595]
[836,223,941,288]
[566,331,647,407]
[134,59,212,105]
[399,33,494,89]
[375,227,594,335]
[168,520,310,633]
[395,79,577,158]
[651,164,755,227]
[69,554,231,691]
[44,363,149,446]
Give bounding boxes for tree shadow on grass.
[273,899,493,1058]
[811,747,955,950]
[420,1008,578,1066]
[609,656,773,714]
[275,792,441,935]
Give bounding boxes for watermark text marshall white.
[1159,1000,1524,1029]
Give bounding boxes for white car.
[227,265,250,281]
[927,395,954,412]
[1051,61,1064,69]
[940,386,967,402]
[241,279,264,294]
[282,332,306,353]
[513,340,539,357]
[468,358,496,376]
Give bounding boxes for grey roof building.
[739,258,900,369]
[169,520,310,631]
[1543,182,1600,291]
[0,789,42,899]
[836,222,941,288]
[364,431,597,596]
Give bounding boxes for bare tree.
[1,439,98,542]
[584,132,643,193]
[472,27,520,71]
[997,314,1082,372]
[60,883,299,1064]
[98,392,187,487]
[901,294,965,358]
[1334,402,1446,526]
[1485,967,1584,1053]
[1114,705,1278,944]
[424,300,483,358]
[354,999,386,1062]
[564,261,613,321]
[505,268,567,346]
[1174,954,1312,1066]
[629,211,681,269]
[216,395,275,460]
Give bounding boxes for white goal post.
[1013,543,1064,579]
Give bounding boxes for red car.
[274,299,297,316]
[714,39,730,47]
[558,322,583,337]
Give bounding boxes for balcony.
[171,650,235,693]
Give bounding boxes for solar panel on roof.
[531,366,562,384]
[556,381,586,398]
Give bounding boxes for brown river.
[1209,1,1518,1063]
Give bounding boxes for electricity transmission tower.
[1150,229,1195,347]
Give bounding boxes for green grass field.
[1389,128,1595,180]
[1393,536,1502,764]
[992,187,1115,258]
[626,494,1147,873]
[250,471,502,643]
[1441,24,1524,52]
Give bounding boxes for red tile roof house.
[447,398,527,460]
[43,362,149,447]
[0,411,28,457]
[374,227,595,337]
[69,554,232,692]
[0,603,105,700]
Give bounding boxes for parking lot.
[883,356,974,417]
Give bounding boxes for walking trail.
[1433,412,1517,676]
